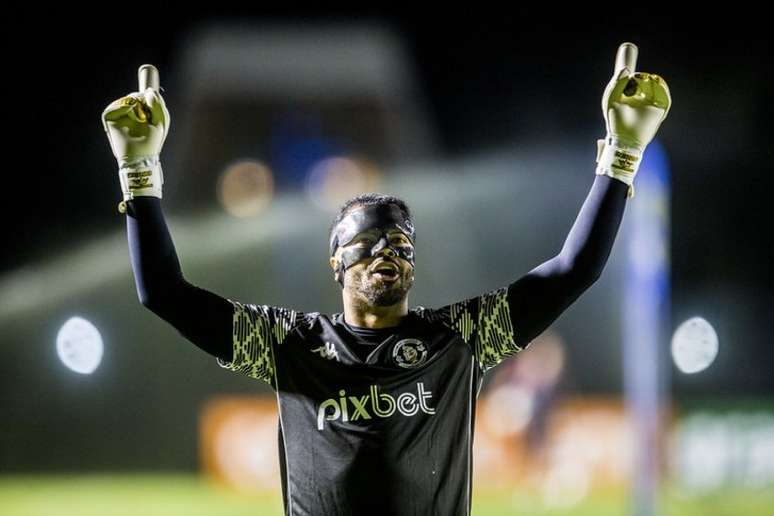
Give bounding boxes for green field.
[1,475,772,516]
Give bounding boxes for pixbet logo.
[316,382,435,430]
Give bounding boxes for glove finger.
[641,73,672,116]
[102,102,135,122]
[143,88,170,131]
[102,93,144,122]
[619,73,671,112]
[138,64,160,92]
[602,43,638,118]
[103,93,149,128]
[614,42,638,78]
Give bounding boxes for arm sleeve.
[125,197,305,389]
[435,174,628,374]
[126,197,235,363]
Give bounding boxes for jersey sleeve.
[426,175,629,373]
[430,285,523,374]
[216,300,306,389]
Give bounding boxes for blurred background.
[2,8,772,516]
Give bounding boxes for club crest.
[392,338,428,368]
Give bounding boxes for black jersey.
[217,286,521,516]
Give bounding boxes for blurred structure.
[622,141,671,516]
[166,23,437,210]
[200,396,281,493]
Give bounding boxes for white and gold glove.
[101,65,170,212]
[596,43,671,198]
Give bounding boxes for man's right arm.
[102,65,235,364]
[125,196,234,363]
[103,65,308,382]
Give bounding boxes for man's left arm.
[468,42,671,372]
[510,41,672,344]
[504,173,627,350]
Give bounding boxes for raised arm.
[506,174,627,348]
[508,42,671,348]
[125,197,233,362]
[410,44,671,374]
[102,65,233,363]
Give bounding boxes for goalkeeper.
[102,43,670,516]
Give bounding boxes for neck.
[342,294,409,329]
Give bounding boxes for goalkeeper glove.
[101,64,170,213]
[596,42,671,198]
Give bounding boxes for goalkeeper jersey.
[217,287,520,516]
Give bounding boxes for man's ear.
[330,255,344,285]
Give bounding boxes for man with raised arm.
[101,42,670,516]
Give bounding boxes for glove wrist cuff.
[118,156,164,201]
[595,137,644,199]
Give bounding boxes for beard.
[347,266,414,307]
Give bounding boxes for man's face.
[330,228,415,307]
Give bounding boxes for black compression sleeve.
[125,197,233,362]
[507,174,628,347]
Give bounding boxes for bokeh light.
[217,160,274,217]
[671,316,719,374]
[305,155,382,211]
[55,316,103,375]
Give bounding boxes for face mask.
[329,204,415,287]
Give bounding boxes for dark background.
[5,10,771,393]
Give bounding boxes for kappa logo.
[311,341,339,361]
[392,338,428,368]
[317,382,435,430]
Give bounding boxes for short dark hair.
[329,193,414,253]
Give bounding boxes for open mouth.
[372,269,399,281]
[371,261,400,281]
